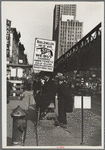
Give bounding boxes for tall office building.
[53,4,83,60]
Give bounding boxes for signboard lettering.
[6,19,11,57]
[33,38,56,72]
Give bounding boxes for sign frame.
[33,38,56,72]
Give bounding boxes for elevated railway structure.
[54,22,101,73]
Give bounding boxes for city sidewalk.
[28,95,101,147]
[35,105,101,146]
[7,91,101,147]
[7,90,33,146]
[25,94,101,146]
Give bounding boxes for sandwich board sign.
[33,38,56,72]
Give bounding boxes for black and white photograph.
[2,1,104,149]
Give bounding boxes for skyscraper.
[53,4,83,60]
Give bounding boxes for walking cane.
[35,109,38,146]
[32,80,38,146]
[33,108,38,146]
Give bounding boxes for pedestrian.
[33,78,41,96]
[33,77,42,106]
[54,73,74,128]
[36,75,57,119]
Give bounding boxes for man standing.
[55,73,74,128]
[35,75,57,119]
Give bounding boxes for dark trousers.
[58,98,67,124]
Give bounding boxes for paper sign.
[13,93,16,97]
[33,38,56,72]
[83,96,91,109]
[19,59,23,63]
[74,96,81,108]
[74,96,91,109]
[11,68,16,77]
[17,68,23,78]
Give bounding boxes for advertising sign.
[6,19,11,57]
[33,38,56,72]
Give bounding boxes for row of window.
[60,38,81,42]
[63,5,76,8]
[60,33,82,37]
[61,26,82,30]
[61,22,82,26]
[60,34,82,38]
[60,32,82,35]
[60,30,82,34]
[63,10,75,13]
[60,40,75,44]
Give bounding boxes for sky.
[2,1,104,64]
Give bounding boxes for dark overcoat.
[58,82,74,113]
[57,82,74,124]
[35,79,57,113]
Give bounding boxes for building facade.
[6,19,11,62]
[53,4,83,60]
[7,26,30,100]
[10,28,20,64]
[7,27,28,65]
[7,27,29,80]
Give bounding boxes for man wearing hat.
[55,73,73,128]
[36,75,57,119]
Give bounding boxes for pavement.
[7,90,34,146]
[7,90,102,147]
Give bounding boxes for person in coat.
[35,76,57,119]
[33,78,42,97]
[55,73,74,128]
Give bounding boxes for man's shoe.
[60,123,67,128]
[54,120,60,127]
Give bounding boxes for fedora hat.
[55,73,65,80]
